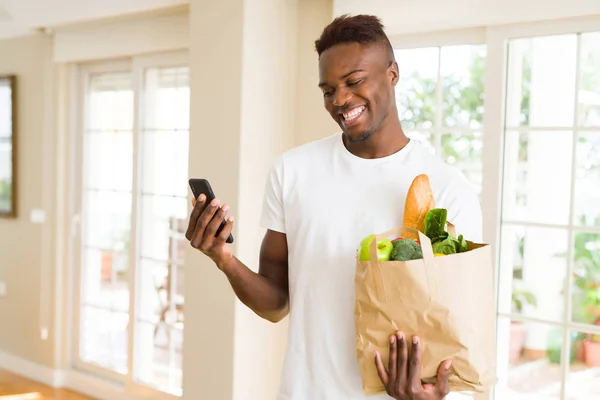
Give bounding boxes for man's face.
[318,42,399,143]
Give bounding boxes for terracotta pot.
[584,340,600,367]
[509,322,526,364]
[101,252,113,281]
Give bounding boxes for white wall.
[296,0,339,145]
[334,0,600,35]
[184,1,334,399]
[53,6,188,62]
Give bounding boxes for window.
[497,31,600,399]
[394,44,486,196]
[75,53,189,398]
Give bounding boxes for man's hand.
[186,194,235,269]
[374,332,452,400]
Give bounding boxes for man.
[185,14,482,400]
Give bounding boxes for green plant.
[512,289,537,313]
[588,317,600,342]
[553,216,600,325]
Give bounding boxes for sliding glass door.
[73,52,189,398]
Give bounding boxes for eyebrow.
[318,69,365,87]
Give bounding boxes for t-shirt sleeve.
[260,156,286,234]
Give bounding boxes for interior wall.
[53,6,189,63]
[0,33,55,368]
[295,0,338,145]
[184,0,335,399]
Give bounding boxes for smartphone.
[188,178,234,244]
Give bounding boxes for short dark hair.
[314,14,395,60]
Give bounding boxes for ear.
[389,61,399,87]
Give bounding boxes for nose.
[333,87,351,107]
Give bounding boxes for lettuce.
[424,208,470,255]
[424,208,448,241]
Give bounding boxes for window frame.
[487,16,600,400]
[392,28,487,198]
[390,15,600,400]
[69,50,188,400]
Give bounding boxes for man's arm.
[185,194,289,323]
[219,229,289,323]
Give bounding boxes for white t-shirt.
[260,133,483,400]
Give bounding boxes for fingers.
[407,336,423,392]
[374,351,389,386]
[396,332,408,385]
[203,203,230,245]
[435,359,452,396]
[189,198,221,250]
[388,334,397,383]
[215,215,234,244]
[186,194,206,241]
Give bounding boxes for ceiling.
[0,0,187,39]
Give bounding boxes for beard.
[342,129,374,143]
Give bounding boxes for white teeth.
[343,106,365,121]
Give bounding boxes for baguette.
[403,174,435,238]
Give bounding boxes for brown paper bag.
[354,225,497,396]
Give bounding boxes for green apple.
[376,238,394,261]
[359,235,393,261]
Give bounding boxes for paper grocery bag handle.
[447,221,456,237]
[369,226,436,303]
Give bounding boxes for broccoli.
[389,238,423,261]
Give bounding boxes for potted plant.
[509,289,537,364]
[582,317,600,367]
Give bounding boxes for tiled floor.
[0,369,93,400]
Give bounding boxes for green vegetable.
[424,208,470,255]
[432,236,460,255]
[424,208,449,243]
[390,238,423,261]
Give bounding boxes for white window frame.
[486,15,600,400]
[66,50,188,400]
[391,27,487,199]
[391,14,600,400]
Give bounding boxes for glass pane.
[143,67,190,131]
[501,130,573,225]
[505,319,563,398]
[441,131,482,195]
[138,259,169,324]
[567,329,600,399]
[578,32,600,127]
[141,130,189,197]
[135,322,183,396]
[0,81,11,137]
[88,72,133,131]
[394,47,439,130]
[84,131,133,192]
[572,232,600,325]
[440,45,486,128]
[574,132,600,227]
[81,247,125,309]
[0,139,11,212]
[139,195,187,262]
[505,35,578,127]
[83,190,131,250]
[498,225,568,322]
[80,307,128,374]
[170,327,183,393]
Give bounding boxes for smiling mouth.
[340,105,366,126]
